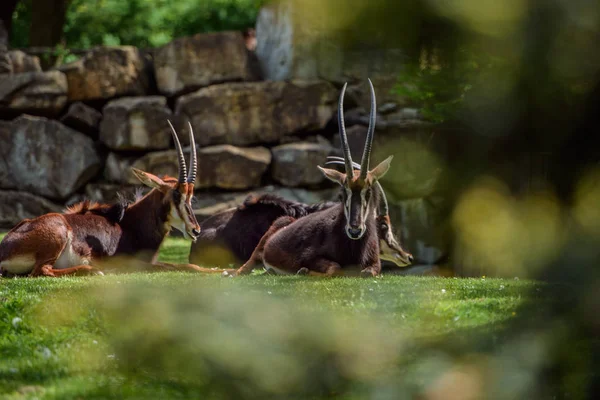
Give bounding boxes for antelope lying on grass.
[226,79,396,277]
[325,155,413,267]
[190,188,412,270]
[0,122,209,278]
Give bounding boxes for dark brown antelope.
[0,122,210,278]
[226,79,395,277]
[325,155,413,267]
[190,187,412,270]
[189,194,336,269]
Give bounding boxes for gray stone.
[154,31,255,97]
[7,50,42,73]
[103,152,137,183]
[0,190,61,229]
[60,102,102,138]
[0,70,67,116]
[175,80,337,146]
[196,145,271,190]
[0,115,102,200]
[271,142,335,187]
[128,145,271,190]
[99,96,172,150]
[378,102,398,114]
[58,46,150,101]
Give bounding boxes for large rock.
[154,31,255,97]
[196,145,271,190]
[104,152,137,183]
[7,50,42,73]
[59,102,102,138]
[175,81,337,146]
[271,142,335,187]
[0,115,102,200]
[99,96,172,150]
[129,145,271,190]
[0,191,61,229]
[0,70,67,116]
[58,46,150,101]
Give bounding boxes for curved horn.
[325,158,388,216]
[186,122,197,184]
[359,78,376,180]
[337,82,354,176]
[167,120,188,183]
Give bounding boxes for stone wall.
[0,4,450,267]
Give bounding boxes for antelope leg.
[152,261,232,274]
[229,216,296,277]
[31,264,103,277]
[297,259,343,277]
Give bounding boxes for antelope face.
[131,119,202,242]
[343,174,376,240]
[130,170,202,242]
[319,158,393,240]
[169,183,201,241]
[376,215,413,267]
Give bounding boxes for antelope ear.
[368,155,393,182]
[317,166,346,185]
[131,168,165,189]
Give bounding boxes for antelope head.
[326,156,413,266]
[131,121,201,241]
[318,79,393,240]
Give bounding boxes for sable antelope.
[189,194,336,268]
[325,155,413,267]
[226,79,395,277]
[189,187,412,269]
[0,122,209,278]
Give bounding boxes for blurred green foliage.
[0,259,544,399]
[393,48,503,123]
[10,0,264,49]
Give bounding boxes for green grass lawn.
[0,236,554,399]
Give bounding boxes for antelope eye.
[380,223,388,230]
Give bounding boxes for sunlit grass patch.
[0,236,552,399]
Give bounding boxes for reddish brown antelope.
[0,122,209,278]
[189,187,412,270]
[226,79,395,277]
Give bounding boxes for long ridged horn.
[359,78,376,180]
[186,121,197,184]
[325,156,388,216]
[167,119,187,183]
[337,82,354,177]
